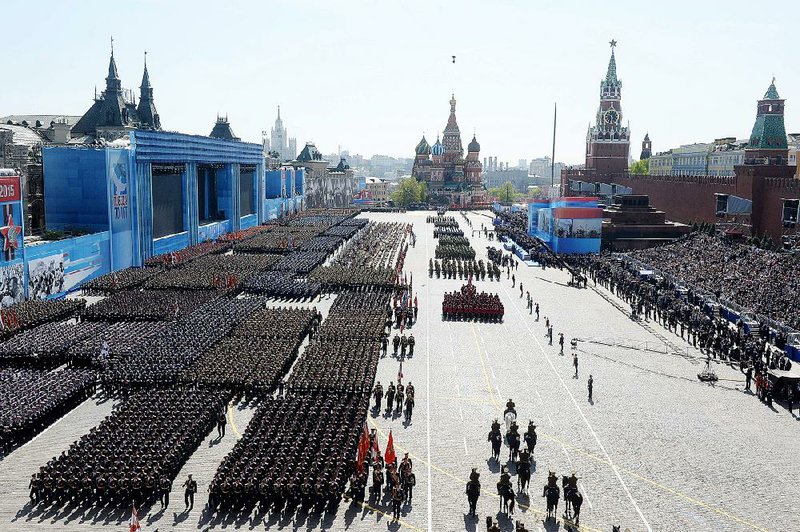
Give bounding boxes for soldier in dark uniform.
[391,483,403,520]
[395,381,405,413]
[183,474,197,510]
[373,381,384,410]
[408,334,415,356]
[385,382,395,412]
[466,469,480,517]
[401,467,415,503]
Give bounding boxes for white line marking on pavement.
[456,383,461,396]
[524,368,532,379]
[579,482,593,509]
[424,220,433,532]
[500,280,653,532]
[459,405,464,421]
[490,367,496,380]
[463,437,469,455]
[495,385,503,401]
[535,390,542,401]
[561,445,573,464]
[547,413,554,427]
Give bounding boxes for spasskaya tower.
[585,40,630,174]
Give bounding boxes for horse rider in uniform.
[567,472,578,490]
[504,398,516,417]
[524,422,537,453]
[499,466,511,488]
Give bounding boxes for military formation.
[30,390,227,507]
[429,257,500,281]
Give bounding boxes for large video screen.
[240,167,255,216]
[152,171,184,238]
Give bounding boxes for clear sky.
[2,0,798,164]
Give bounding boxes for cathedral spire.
[137,50,160,129]
[140,52,152,93]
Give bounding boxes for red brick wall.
[563,167,800,240]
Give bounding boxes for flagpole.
[551,102,557,190]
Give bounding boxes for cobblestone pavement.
[0,210,796,532]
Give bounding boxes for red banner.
[0,177,21,203]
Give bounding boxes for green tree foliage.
[391,177,427,206]
[487,181,520,202]
[630,159,650,175]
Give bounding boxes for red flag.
[384,430,396,465]
[129,504,141,532]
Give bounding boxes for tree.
[630,159,649,175]
[391,177,426,206]
[488,181,520,203]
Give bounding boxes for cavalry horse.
[488,420,502,462]
[516,449,531,494]
[524,421,537,455]
[506,421,521,462]
[542,472,560,521]
[561,474,583,524]
[504,408,516,433]
[497,480,515,515]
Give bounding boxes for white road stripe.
[490,367,496,379]
[500,279,653,531]
[459,405,464,421]
[535,390,542,401]
[579,482,593,509]
[547,413,554,427]
[463,437,469,455]
[561,445,573,464]
[424,218,433,532]
[455,383,461,396]
[495,385,502,401]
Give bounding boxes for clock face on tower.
[604,109,619,125]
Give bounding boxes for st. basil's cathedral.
[411,94,487,206]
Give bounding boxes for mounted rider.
[524,422,537,453]
[566,472,578,491]
[490,419,501,434]
[498,466,511,488]
[504,398,516,418]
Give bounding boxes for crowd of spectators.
[567,250,797,400]
[627,233,800,331]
